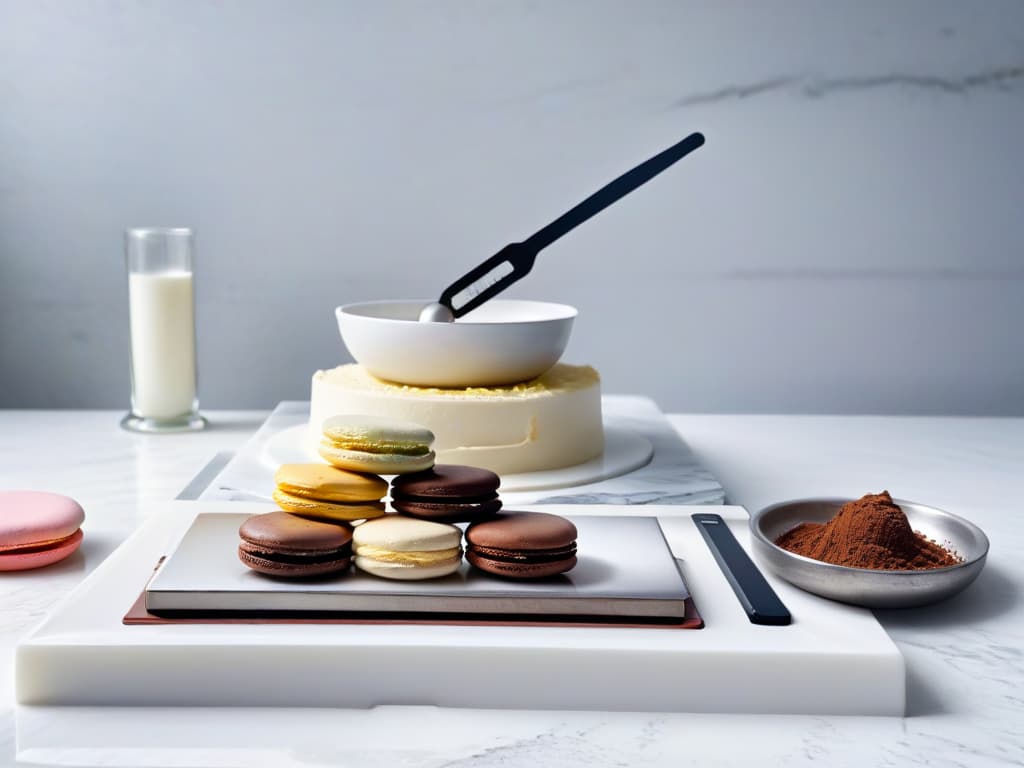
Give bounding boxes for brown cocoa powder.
[775,491,961,570]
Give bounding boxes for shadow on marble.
[79,532,140,563]
[904,661,948,717]
[201,416,271,433]
[873,562,1018,628]
[0,548,86,579]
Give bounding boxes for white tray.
[16,502,904,716]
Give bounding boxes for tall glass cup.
[121,227,206,432]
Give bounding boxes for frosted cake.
[309,363,603,475]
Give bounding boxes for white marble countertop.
[1,410,1022,767]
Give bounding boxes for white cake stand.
[261,423,653,493]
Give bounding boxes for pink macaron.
[0,491,85,571]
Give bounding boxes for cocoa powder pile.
[775,491,961,570]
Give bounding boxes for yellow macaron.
[318,415,436,475]
[273,463,388,522]
[274,463,387,503]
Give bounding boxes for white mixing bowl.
[335,300,577,387]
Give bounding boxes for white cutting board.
[15,502,904,715]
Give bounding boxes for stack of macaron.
[344,463,506,581]
[239,415,579,582]
[238,417,429,577]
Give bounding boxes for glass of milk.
[121,227,206,432]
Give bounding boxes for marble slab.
[199,396,725,506]
[4,410,1021,767]
[16,502,903,715]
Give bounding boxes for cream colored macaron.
[353,515,462,580]
[319,415,436,474]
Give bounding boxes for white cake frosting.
[309,363,603,475]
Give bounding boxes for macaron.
[391,465,502,523]
[0,490,85,571]
[238,511,353,578]
[273,463,387,522]
[352,515,462,580]
[318,415,435,474]
[465,511,578,579]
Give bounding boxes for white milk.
[128,271,197,420]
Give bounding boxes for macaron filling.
[278,482,384,500]
[391,490,499,505]
[273,488,386,518]
[322,439,431,456]
[355,545,462,565]
[391,497,503,523]
[0,529,83,555]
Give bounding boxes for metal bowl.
[750,498,989,608]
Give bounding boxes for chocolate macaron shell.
[391,495,502,523]
[466,550,577,579]
[391,465,500,500]
[239,511,353,555]
[238,545,351,578]
[467,542,577,561]
[465,511,577,552]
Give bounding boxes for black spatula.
[427,131,705,320]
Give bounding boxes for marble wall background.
[1,1,1022,414]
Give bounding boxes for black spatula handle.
[525,131,705,252]
[439,132,705,317]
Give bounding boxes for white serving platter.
[16,502,904,716]
[263,422,653,493]
[198,398,727,506]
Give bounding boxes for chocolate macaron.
[391,465,502,523]
[239,511,353,577]
[465,511,578,578]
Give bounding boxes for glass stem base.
[120,412,207,434]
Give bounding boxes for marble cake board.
[262,423,655,493]
[16,502,904,716]
[199,396,726,505]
